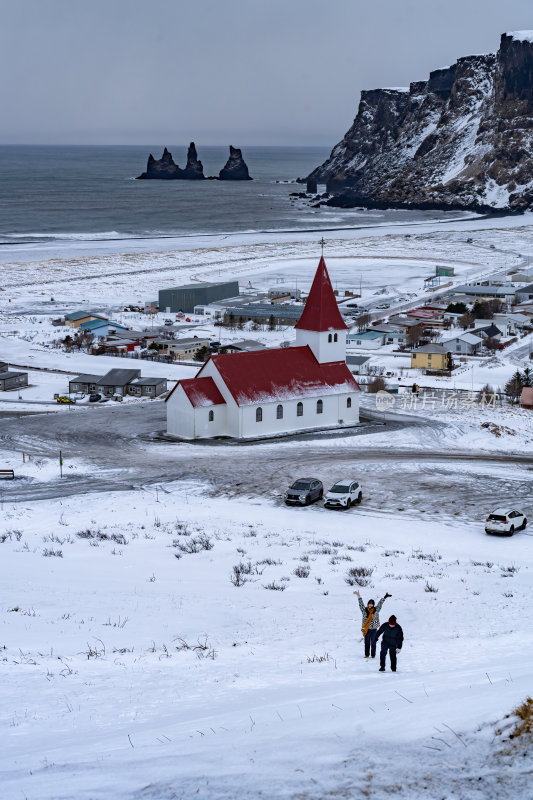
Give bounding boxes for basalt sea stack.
[136,143,205,180]
[307,31,533,213]
[219,146,252,180]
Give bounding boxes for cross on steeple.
[319,237,326,256]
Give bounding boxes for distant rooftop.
[65,310,107,322]
[347,330,383,340]
[346,355,371,365]
[163,282,235,291]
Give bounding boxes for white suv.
[485,508,527,536]
[324,479,362,510]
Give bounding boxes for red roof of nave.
[197,346,360,407]
[166,376,225,407]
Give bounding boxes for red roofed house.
[166,257,361,439]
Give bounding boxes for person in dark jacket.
[354,590,391,658]
[376,615,404,672]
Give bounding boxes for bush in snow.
[293,564,310,578]
[42,548,63,558]
[307,653,331,663]
[263,581,286,591]
[174,636,216,660]
[501,565,519,577]
[230,561,253,586]
[76,529,128,545]
[0,530,22,544]
[345,566,374,587]
[424,581,438,593]
[174,534,213,554]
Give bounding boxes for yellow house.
[410,344,450,370]
[64,311,108,329]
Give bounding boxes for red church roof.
[166,376,225,407]
[295,256,348,332]
[197,346,360,407]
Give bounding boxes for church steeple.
[295,256,347,364]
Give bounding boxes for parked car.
[376,303,390,309]
[485,508,527,536]
[324,479,362,509]
[284,478,323,506]
[89,393,102,402]
[56,396,75,404]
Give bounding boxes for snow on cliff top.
[507,30,533,43]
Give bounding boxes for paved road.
[0,404,531,524]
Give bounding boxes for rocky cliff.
[307,32,533,212]
[219,146,252,180]
[137,143,252,180]
[183,142,205,179]
[137,147,182,179]
[137,143,205,180]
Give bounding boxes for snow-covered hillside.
[1,487,532,799]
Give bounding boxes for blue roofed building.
[346,330,384,350]
[79,319,129,337]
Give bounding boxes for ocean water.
[0,146,458,249]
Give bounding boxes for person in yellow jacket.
[354,589,391,658]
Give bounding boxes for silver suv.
[284,478,323,506]
[324,479,362,510]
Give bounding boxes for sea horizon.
[0,145,465,255]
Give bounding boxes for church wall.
[192,404,228,438]
[166,385,195,439]
[198,360,241,437]
[240,391,358,439]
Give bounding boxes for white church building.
[165,257,361,440]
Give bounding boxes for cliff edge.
[307,32,533,212]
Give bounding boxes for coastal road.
[0,403,531,524]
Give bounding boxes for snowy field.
[1,215,532,309]
[1,486,532,800]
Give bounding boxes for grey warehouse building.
[224,303,304,326]
[159,281,239,314]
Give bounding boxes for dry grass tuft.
[508,697,533,740]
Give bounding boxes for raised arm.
[375,592,391,613]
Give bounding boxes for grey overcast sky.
[1,0,533,145]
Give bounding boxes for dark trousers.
[380,642,397,670]
[364,629,378,657]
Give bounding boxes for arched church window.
[276,404,283,419]
[347,397,352,408]
[208,410,214,421]
[328,334,332,342]
[297,402,303,417]
[334,333,338,342]
[316,399,323,414]
[256,407,263,422]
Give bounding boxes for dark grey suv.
[284,478,323,506]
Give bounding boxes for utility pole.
[59,450,63,478]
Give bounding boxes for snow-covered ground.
[1,486,532,800]
[1,216,531,309]
[1,213,533,798]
